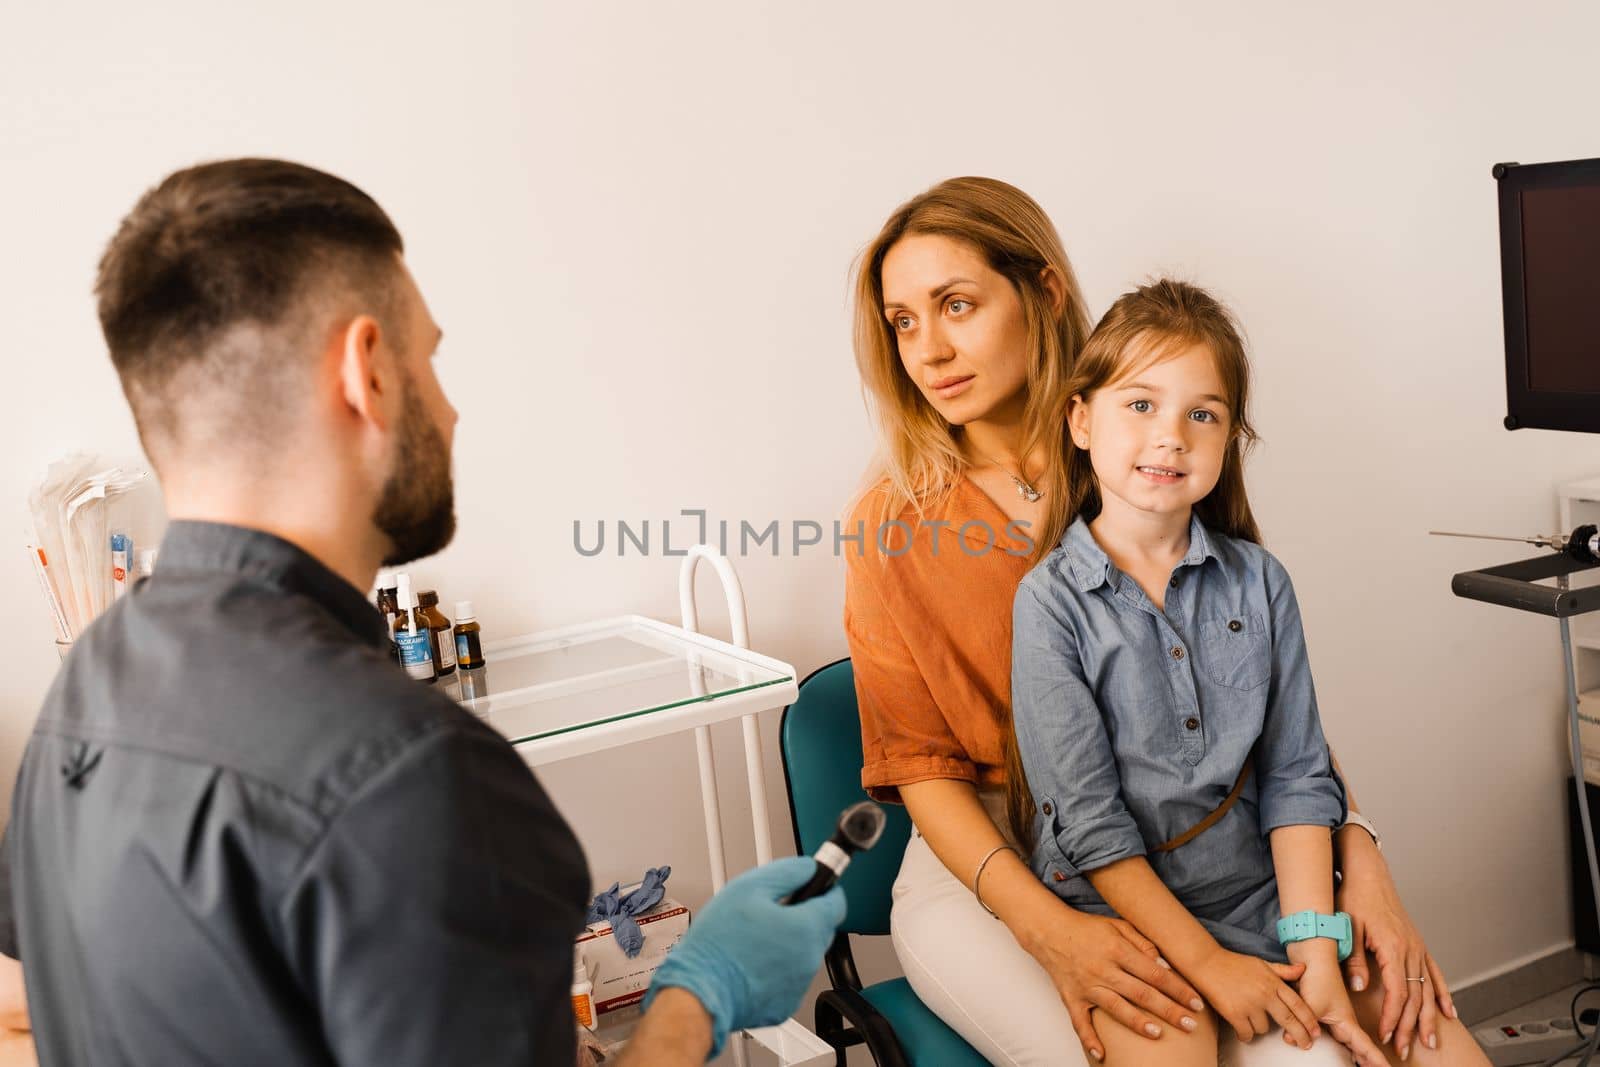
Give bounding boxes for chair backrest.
[780,658,912,936]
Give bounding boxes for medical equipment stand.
[480,546,832,1066]
[677,545,836,1067]
[1451,554,1600,1066]
[678,544,775,886]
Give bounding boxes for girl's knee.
[1345,977,1489,1065]
[1396,1016,1492,1067]
[1223,1030,1350,1066]
[1091,1006,1218,1066]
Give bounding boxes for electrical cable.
[1569,984,1600,1040]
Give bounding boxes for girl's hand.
[1296,957,1387,1067]
[1190,947,1318,1047]
[1024,909,1205,1063]
[1337,837,1454,1054]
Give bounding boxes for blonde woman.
[843,178,1458,1066]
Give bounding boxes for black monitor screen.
[1522,184,1600,393]
[1497,157,1600,432]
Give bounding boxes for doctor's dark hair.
[1003,278,1263,852]
[94,158,405,462]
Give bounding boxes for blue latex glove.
[587,865,672,958]
[644,857,846,1058]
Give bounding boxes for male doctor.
[0,158,843,1065]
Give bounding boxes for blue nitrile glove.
[643,856,847,1059]
[587,866,672,958]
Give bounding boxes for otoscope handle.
[784,862,839,905]
[783,841,854,905]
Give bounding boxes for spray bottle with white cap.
[570,957,595,1030]
[393,575,436,683]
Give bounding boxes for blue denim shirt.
[1010,515,1346,961]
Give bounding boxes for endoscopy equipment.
[1443,156,1600,1066]
[1494,157,1600,435]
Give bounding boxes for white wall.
[3,0,1596,1004]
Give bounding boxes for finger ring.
[1406,976,1427,984]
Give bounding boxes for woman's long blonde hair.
[1003,278,1264,850]
[850,177,1092,563]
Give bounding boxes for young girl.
[1008,281,1486,1066]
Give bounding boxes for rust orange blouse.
[842,477,1036,803]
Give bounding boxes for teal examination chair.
[780,658,989,1067]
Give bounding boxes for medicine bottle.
[571,958,595,1030]
[393,577,436,683]
[453,601,485,669]
[458,664,490,711]
[375,573,401,662]
[417,591,457,676]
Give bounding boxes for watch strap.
[1340,810,1382,851]
[1276,909,1353,961]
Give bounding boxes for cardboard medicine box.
[575,897,691,1016]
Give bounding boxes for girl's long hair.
[1003,278,1263,851]
[848,177,1092,564]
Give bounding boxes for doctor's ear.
[335,314,393,432]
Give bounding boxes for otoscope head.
[837,801,887,853]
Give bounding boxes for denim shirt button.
[1169,577,1178,589]
[1228,619,1242,632]
[1042,802,1053,816]
[1184,717,1200,731]
[1171,646,1185,660]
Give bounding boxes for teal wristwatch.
[1276,910,1353,961]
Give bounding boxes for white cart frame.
[505,546,832,1066]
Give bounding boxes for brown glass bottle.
[375,573,401,663]
[453,601,485,669]
[417,591,456,675]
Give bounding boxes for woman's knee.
[1346,972,1490,1066]
[892,906,1088,1065]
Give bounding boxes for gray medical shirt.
[1011,516,1345,960]
[0,521,590,1065]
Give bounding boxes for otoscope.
[783,800,888,904]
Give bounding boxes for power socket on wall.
[1473,1016,1586,1065]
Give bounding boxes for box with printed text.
[575,897,691,1016]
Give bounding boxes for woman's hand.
[1188,946,1318,1048]
[0,957,30,1067]
[1022,908,1206,1063]
[1337,829,1455,1055]
[1296,956,1386,1067]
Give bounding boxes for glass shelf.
[440,616,794,747]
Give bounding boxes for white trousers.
[890,823,1352,1066]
